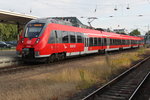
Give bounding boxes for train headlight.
[35,38,40,44]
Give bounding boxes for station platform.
[0,50,20,67]
[0,50,16,57]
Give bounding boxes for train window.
[56,30,62,43]
[120,40,121,45]
[103,38,107,46]
[116,40,118,45]
[113,39,114,45]
[116,39,118,45]
[77,32,83,43]
[112,39,114,45]
[112,39,113,45]
[70,32,76,43]
[98,38,101,46]
[94,37,98,46]
[127,40,128,45]
[115,39,118,45]
[109,39,111,45]
[110,39,112,45]
[118,39,120,45]
[114,39,116,45]
[25,23,45,38]
[55,31,58,43]
[115,39,117,45]
[121,40,122,45]
[122,40,124,45]
[62,31,69,43]
[89,37,93,46]
[113,39,115,45]
[119,39,121,45]
[118,40,120,45]
[48,30,56,43]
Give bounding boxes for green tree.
[0,23,17,41]
[129,29,141,36]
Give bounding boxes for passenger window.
[62,31,69,43]
[102,38,105,46]
[70,32,76,43]
[48,30,55,43]
[56,30,62,43]
[77,32,83,43]
[103,38,107,46]
[110,39,112,45]
[98,38,101,46]
[94,37,98,46]
[89,37,93,46]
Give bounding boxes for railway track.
[131,72,150,100]
[130,72,150,100]
[0,52,104,75]
[81,56,150,100]
[0,49,133,75]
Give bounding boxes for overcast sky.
[0,0,150,34]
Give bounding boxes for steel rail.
[129,71,150,100]
[81,56,150,100]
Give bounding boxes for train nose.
[22,48,35,58]
[23,38,38,48]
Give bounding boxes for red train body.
[16,18,144,62]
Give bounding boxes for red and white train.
[16,18,144,62]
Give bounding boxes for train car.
[16,18,144,62]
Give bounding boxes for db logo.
[27,40,31,44]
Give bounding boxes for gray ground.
[0,50,16,57]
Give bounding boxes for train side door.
[106,37,110,49]
[54,31,59,52]
[49,30,58,53]
[84,36,89,53]
[102,37,109,50]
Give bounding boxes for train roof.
[27,18,143,40]
[27,17,73,26]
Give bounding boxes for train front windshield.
[24,23,45,38]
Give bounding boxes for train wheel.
[119,48,123,51]
[60,53,65,60]
[98,49,105,54]
[48,54,56,63]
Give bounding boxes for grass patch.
[0,48,149,100]
[43,48,146,90]
[0,48,16,51]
